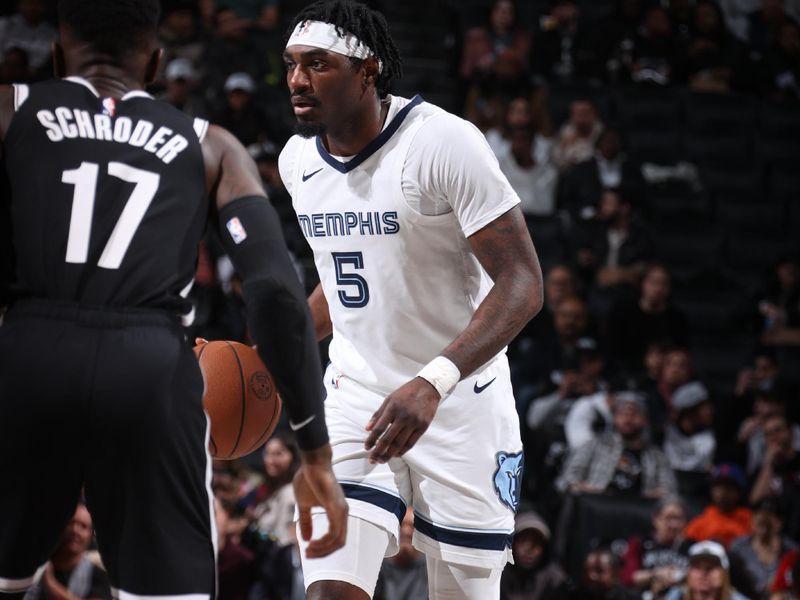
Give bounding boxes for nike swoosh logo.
[302,168,323,182]
[289,415,316,431]
[473,377,496,394]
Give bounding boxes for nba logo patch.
[102,97,116,117]
[493,451,523,512]
[226,217,247,244]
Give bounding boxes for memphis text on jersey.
[297,211,400,238]
[35,107,189,165]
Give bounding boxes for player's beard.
[295,121,327,138]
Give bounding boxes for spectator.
[572,188,653,317]
[562,361,615,450]
[569,547,640,600]
[735,350,781,403]
[497,125,559,217]
[485,95,554,165]
[515,295,591,395]
[0,46,30,84]
[460,0,531,83]
[213,72,272,147]
[749,415,800,539]
[158,58,210,119]
[24,503,112,600]
[760,20,800,100]
[374,508,428,600]
[249,432,299,547]
[771,548,800,598]
[157,4,206,75]
[606,263,690,371]
[720,0,761,41]
[515,264,579,351]
[648,347,694,445]
[500,510,569,600]
[729,497,797,600]
[552,99,604,174]
[621,497,692,596]
[216,497,256,600]
[665,541,750,600]
[748,0,799,57]
[738,389,800,476]
[664,382,717,475]
[630,6,678,85]
[0,0,56,74]
[558,127,644,223]
[531,0,607,84]
[685,464,753,548]
[558,391,677,497]
[760,256,800,347]
[675,0,751,92]
[202,7,265,103]
[524,338,607,508]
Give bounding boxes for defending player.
[280,2,543,598]
[0,1,347,597]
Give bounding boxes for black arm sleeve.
[218,195,328,450]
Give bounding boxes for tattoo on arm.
[440,207,543,378]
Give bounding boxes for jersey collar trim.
[64,76,100,97]
[315,94,423,174]
[121,90,155,101]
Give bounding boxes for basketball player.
[281,2,543,598]
[0,1,347,597]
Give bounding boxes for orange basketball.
[193,339,282,460]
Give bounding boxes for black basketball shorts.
[0,299,216,597]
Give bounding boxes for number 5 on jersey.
[62,161,160,269]
[332,252,369,308]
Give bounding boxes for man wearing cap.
[213,71,272,146]
[558,392,676,498]
[664,541,750,600]
[159,57,209,118]
[664,382,717,474]
[500,510,569,600]
[685,464,753,548]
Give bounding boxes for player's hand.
[365,377,440,463]
[293,444,348,559]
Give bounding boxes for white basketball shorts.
[318,356,523,569]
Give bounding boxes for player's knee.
[307,580,371,600]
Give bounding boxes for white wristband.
[416,356,461,399]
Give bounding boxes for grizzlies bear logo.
[493,451,524,512]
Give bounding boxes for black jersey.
[4,77,209,313]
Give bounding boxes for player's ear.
[144,48,163,86]
[362,56,380,88]
[52,41,66,78]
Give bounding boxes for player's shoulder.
[405,97,486,147]
[278,134,313,195]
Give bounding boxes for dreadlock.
[287,0,403,98]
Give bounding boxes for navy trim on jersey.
[413,513,513,551]
[315,95,424,174]
[340,483,407,523]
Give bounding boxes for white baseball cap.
[224,72,256,93]
[689,541,729,571]
[165,58,195,81]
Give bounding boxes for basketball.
[193,339,282,460]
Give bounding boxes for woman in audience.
[621,497,692,597]
[729,498,797,599]
[665,541,750,600]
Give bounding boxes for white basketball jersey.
[279,95,521,394]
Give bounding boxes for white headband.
[287,20,382,71]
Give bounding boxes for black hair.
[286,0,402,98]
[58,0,160,59]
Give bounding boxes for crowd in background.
[2,0,800,598]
